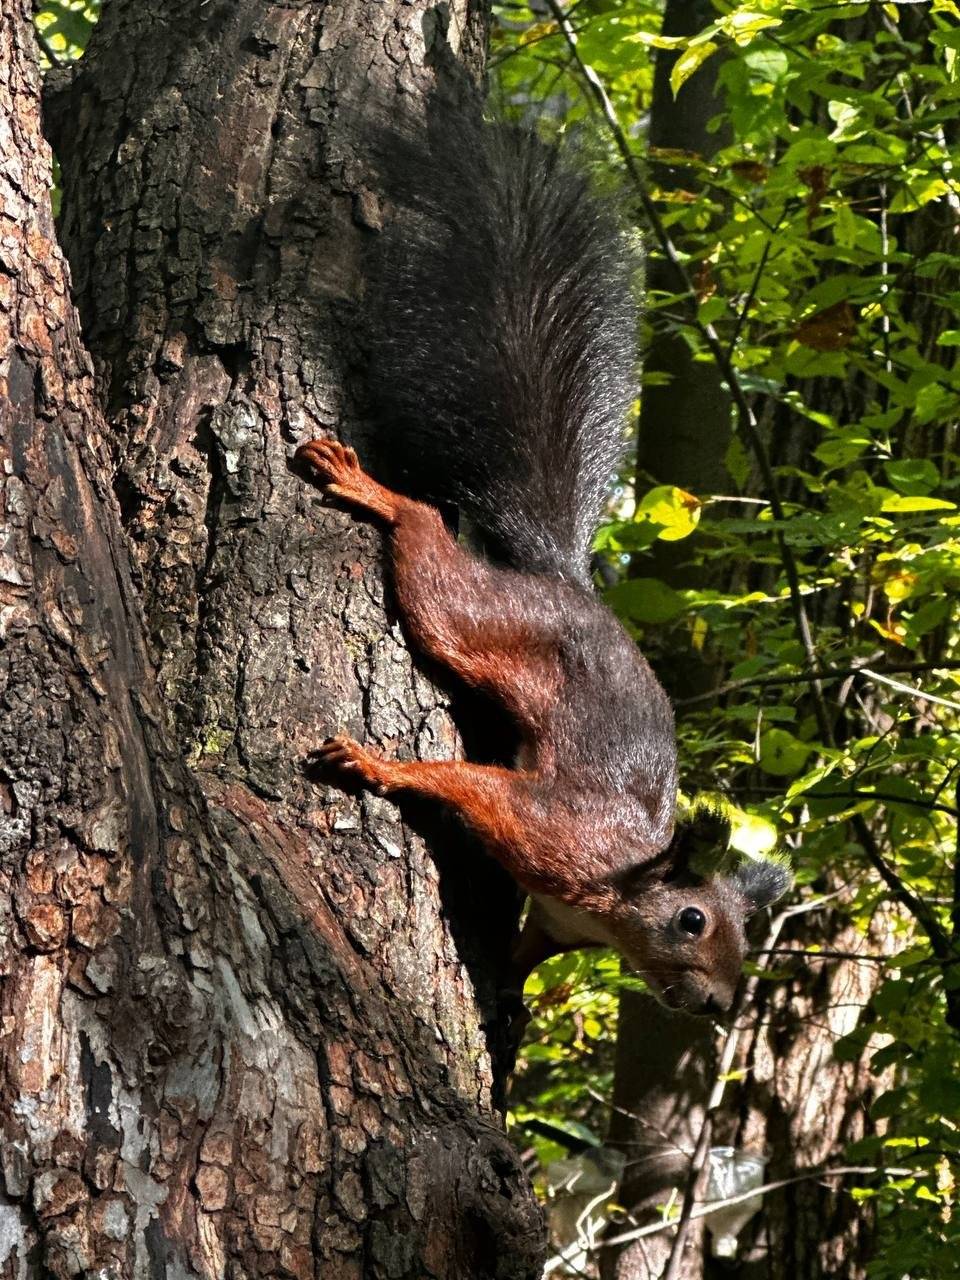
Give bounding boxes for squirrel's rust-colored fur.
[295,437,787,1016]
[295,125,789,1016]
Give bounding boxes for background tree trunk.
[604,4,888,1277]
[0,1,545,1276]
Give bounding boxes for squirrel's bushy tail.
[367,119,637,585]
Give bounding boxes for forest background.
[18,0,960,1277]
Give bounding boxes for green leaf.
[718,11,783,46]
[834,201,857,249]
[593,519,661,554]
[814,434,872,468]
[906,597,951,638]
[625,32,689,51]
[636,485,703,541]
[604,578,687,625]
[880,495,955,513]
[517,1113,602,1150]
[671,42,719,96]
[883,459,940,496]
[930,27,960,49]
[913,381,955,426]
[758,730,814,778]
[871,1088,909,1120]
[698,296,727,325]
[742,43,789,84]
[889,178,951,214]
[786,760,839,799]
[724,436,752,489]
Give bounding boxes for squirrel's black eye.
[678,906,707,936]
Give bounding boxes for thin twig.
[705,494,771,505]
[750,948,894,963]
[807,791,959,818]
[850,814,952,964]
[674,661,960,706]
[595,1165,920,1253]
[860,667,960,713]
[727,237,773,360]
[489,11,590,67]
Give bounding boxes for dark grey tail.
[367,120,637,584]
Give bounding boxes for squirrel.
[295,123,790,1017]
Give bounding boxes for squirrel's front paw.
[311,734,391,795]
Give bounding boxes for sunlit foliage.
[497,2,960,1273]
[35,0,99,65]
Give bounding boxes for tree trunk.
[602,999,713,1280]
[637,0,732,527]
[711,916,889,1280]
[0,2,545,1276]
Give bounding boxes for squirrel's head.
[608,804,792,1016]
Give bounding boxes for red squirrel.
[296,125,789,1016]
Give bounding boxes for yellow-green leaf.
[671,41,718,96]
[625,31,689,50]
[718,11,783,46]
[728,810,779,857]
[636,485,703,541]
[758,730,813,778]
[889,178,950,213]
[880,495,956,513]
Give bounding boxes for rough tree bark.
[0,2,545,1276]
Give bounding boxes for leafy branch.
[544,0,960,1026]
[543,0,833,738]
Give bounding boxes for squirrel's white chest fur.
[530,894,616,948]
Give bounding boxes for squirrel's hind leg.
[296,436,564,734]
[295,438,401,523]
[387,503,565,733]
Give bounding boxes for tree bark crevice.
[2,2,544,1275]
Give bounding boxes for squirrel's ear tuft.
[668,795,732,878]
[731,857,793,913]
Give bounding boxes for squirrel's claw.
[294,438,398,524]
[295,438,358,485]
[312,734,390,795]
